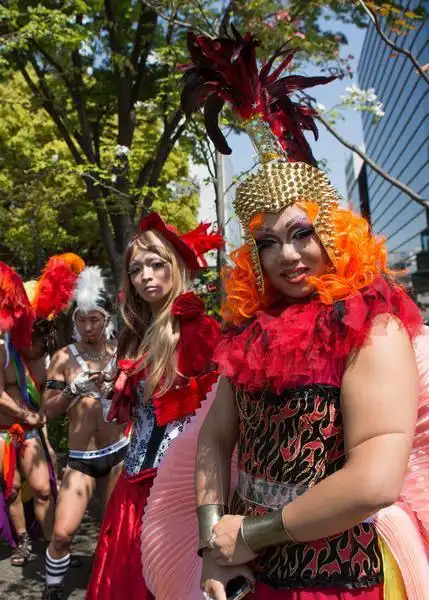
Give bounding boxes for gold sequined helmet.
[182,27,340,291]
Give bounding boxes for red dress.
[213,277,422,599]
[85,293,220,600]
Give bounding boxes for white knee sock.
[45,549,71,586]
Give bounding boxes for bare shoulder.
[361,313,415,364]
[341,312,419,446]
[347,313,415,370]
[369,312,413,338]
[48,346,71,375]
[107,340,117,356]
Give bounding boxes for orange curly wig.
[221,202,395,325]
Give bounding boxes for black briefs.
[67,439,129,479]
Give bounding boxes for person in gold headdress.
[139,28,429,600]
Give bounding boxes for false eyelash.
[293,227,314,240]
[255,239,277,251]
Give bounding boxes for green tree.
[0,0,368,279]
[0,71,198,276]
[0,74,93,275]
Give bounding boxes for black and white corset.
[123,380,191,476]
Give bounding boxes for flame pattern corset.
[230,384,383,590]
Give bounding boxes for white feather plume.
[72,266,115,340]
[74,266,106,313]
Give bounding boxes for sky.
[196,18,369,224]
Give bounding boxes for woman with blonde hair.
[85,213,223,600]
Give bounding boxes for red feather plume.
[181,26,336,165]
[180,222,224,268]
[32,254,84,321]
[0,261,34,350]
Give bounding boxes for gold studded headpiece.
[181,27,339,291]
[235,117,340,291]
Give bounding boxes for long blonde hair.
[118,229,190,396]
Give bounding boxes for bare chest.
[5,357,46,388]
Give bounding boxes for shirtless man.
[43,267,127,600]
[0,318,55,566]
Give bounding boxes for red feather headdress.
[139,213,224,270]
[32,253,85,321]
[0,262,34,350]
[181,26,335,165]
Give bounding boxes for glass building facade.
[345,154,371,221]
[353,0,429,306]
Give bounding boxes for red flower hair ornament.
[138,213,224,271]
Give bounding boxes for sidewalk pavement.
[0,499,101,600]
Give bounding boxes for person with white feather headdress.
[42,266,128,600]
[71,267,116,343]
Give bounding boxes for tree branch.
[82,173,134,200]
[190,0,217,37]
[314,110,429,209]
[104,0,134,147]
[131,6,158,104]
[81,176,121,282]
[131,2,147,69]
[19,62,83,164]
[71,18,97,163]
[190,119,216,181]
[357,0,429,85]
[198,138,216,182]
[142,0,213,37]
[135,107,184,191]
[218,0,236,36]
[223,160,258,197]
[160,6,179,129]
[147,116,184,188]
[31,40,74,89]
[18,55,123,267]
[169,115,187,148]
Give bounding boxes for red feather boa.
[215,277,423,392]
[0,262,34,350]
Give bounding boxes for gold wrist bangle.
[241,509,297,553]
[196,503,228,556]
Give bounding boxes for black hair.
[32,319,58,357]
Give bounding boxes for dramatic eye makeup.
[288,217,313,233]
[128,257,168,275]
[291,222,314,240]
[254,217,314,251]
[128,263,142,276]
[254,229,279,252]
[255,237,277,251]
[150,260,167,270]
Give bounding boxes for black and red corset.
[231,384,383,590]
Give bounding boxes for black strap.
[142,421,167,470]
[45,380,67,390]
